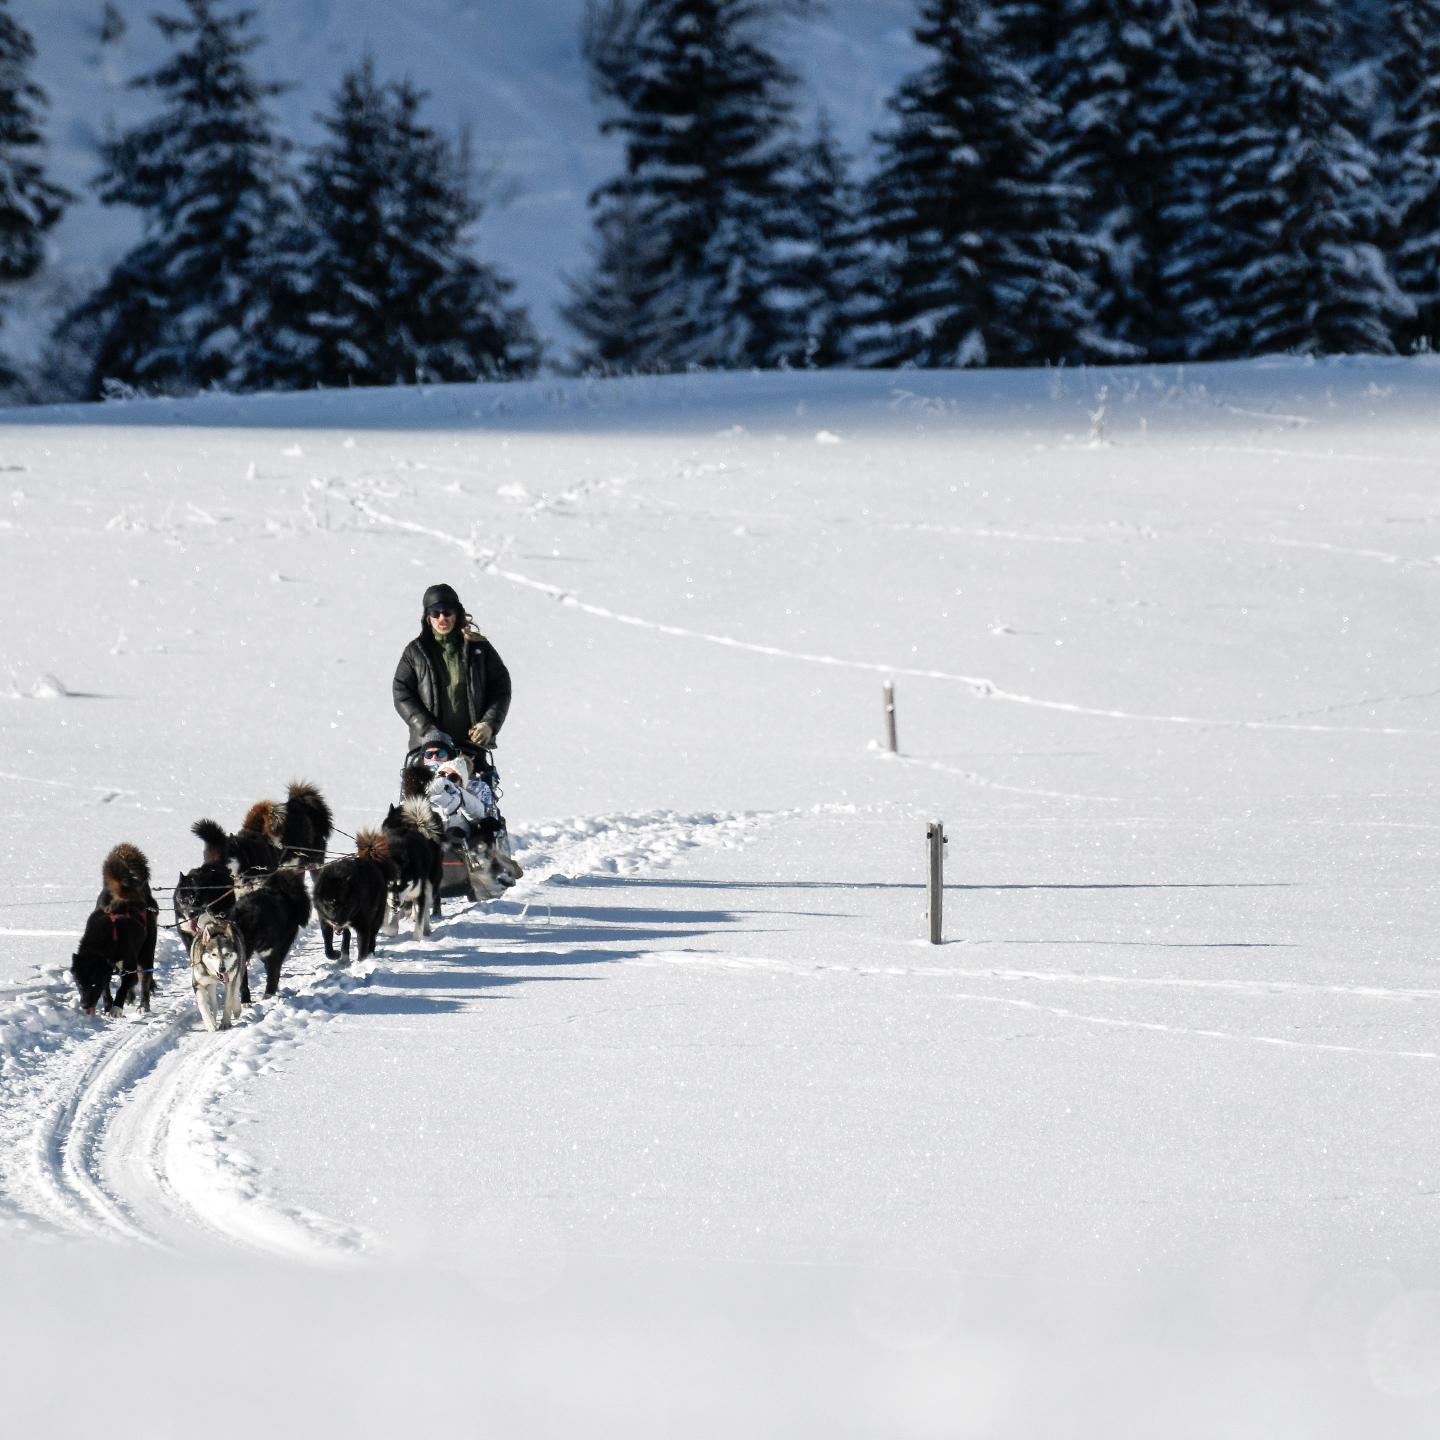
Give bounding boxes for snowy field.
[1,359,1440,1434]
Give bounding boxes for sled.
[402,744,517,906]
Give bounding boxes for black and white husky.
[313,829,392,960]
[380,801,443,940]
[190,914,248,1030]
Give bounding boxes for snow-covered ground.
[15,0,922,364]
[2,359,1440,1434]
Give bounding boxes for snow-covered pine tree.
[0,0,69,283]
[765,112,871,367]
[61,0,286,397]
[1035,0,1192,362]
[1377,0,1440,351]
[239,61,538,390]
[561,190,656,372]
[381,80,540,383]
[1178,0,1403,358]
[570,0,803,372]
[1157,0,1266,359]
[862,0,1097,368]
[988,0,1065,73]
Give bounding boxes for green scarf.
[431,629,470,741]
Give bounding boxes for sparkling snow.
[1,359,1439,1434]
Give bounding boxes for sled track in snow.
[1,931,370,1259]
[24,1007,185,1246]
[0,807,773,1255]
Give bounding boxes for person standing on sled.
[392,582,511,767]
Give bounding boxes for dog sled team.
[70,581,521,1031]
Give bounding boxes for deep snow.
[1,359,1440,1434]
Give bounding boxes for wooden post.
[926,821,946,944]
[883,681,898,753]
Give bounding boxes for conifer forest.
[0,0,1435,399]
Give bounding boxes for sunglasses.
[423,746,453,760]
[427,606,457,619]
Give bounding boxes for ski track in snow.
[0,807,772,1257]
[329,484,1440,739]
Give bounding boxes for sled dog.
[190,914,248,1031]
[313,830,392,961]
[240,780,334,869]
[380,801,443,941]
[71,843,159,1015]
[174,858,236,958]
[192,816,279,882]
[233,867,311,998]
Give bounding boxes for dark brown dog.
[71,843,158,1015]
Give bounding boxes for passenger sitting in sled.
[425,747,495,846]
[416,735,522,886]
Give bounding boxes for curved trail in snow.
[1,932,370,1258]
[333,487,1440,739]
[0,807,773,1258]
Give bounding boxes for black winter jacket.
[393,627,512,751]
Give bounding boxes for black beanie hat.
[422,583,462,616]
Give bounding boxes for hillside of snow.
[1,358,1439,1433]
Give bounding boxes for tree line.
[0,0,1436,399]
[567,0,1437,371]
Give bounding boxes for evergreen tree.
[561,190,655,372]
[1037,0,1192,361]
[1159,0,1268,359]
[571,0,803,372]
[989,0,1066,72]
[766,113,871,367]
[62,0,287,396]
[1377,0,1440,351]
[863,0,1097,368]
[239,60,538,390]
[0,0,69,283]
[1177,0,1403,358]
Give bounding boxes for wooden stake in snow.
[883,681,898,753]
[926,821,946,944]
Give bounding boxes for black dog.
[400,761,454,913]
[240,780,334,869]
[192,817,279,882]
[233,868,311,999]
[399,761,432,802]
[313,830,393,961]
[71,843,159,1015]
[174,859,236,958]
[381,800,444,941]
